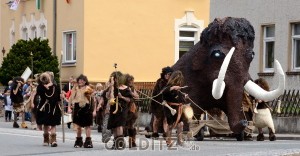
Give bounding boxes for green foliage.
[0,38,59,85]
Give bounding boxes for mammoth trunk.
[226,87,248,134]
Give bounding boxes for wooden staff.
[59,50,65,143]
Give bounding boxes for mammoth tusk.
[212,47,235,99]
[244,60,285,101]
[162,101,177,115]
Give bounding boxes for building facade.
[0,0,210,83]
[210,0,300,90]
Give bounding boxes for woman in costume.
[68,74,96,148]
[150,66,173,139]
[124,74,139,148]
[35,72,62,147]
[162,70,187,147]
[107,71,132,150]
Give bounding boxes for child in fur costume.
[68,74,97,148]
[253,78,276,141]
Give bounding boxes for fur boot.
[74,137,83,148]
[269,131,276,141]
[43,133,50,146]
[257,133,265,141]
[84,137,93,148]
[50,133,57,147]
[128,128,137,148]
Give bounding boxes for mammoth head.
[192,17,255,72]
[202,17,286,101]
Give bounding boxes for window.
[10,31,15,46]
[175,11,203,62]
[179,26,198,58]
[31,26,37,39]
[63,31,76,63]
[40,25,46,38]
[263,25,275,72]
[292,23,300,70]
[22,28,28,40]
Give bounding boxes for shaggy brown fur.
[173,17,255,135]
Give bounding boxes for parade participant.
[94,83,104,132]
[242,91,255,140]
[25,79,39,130]
[150,66,173,139]
[124,74,139,148]
[68,74,96,148]
[253,78,276,141]
[107,71,132,150]
[63,76,74,112]
[34,72,61,147]
[162,70,187,147]
[35,72,62,147]
[10,77,27,128]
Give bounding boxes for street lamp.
[30,52,33,79]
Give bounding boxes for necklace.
[45,86,55,97]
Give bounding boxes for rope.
[178,90,231,131]
[136,89,163,105]
[136,88,231,131]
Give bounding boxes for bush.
[0,38,59,85]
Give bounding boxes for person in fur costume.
[106,72,133,150]
[242,91,255,140]
[253,78,276,141]
[35,72,62,147]
[150,66,173,139]
[10,77,27,129]
[68,74,97,148]
[124,74,139,148]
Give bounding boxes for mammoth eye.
[245,50,255,60]
[211,50,225,59]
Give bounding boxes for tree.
[0,38,59,85]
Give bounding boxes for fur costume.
[254,108,275,133]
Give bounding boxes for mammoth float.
[172,17,285,140]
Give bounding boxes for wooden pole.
[59,50,65,143]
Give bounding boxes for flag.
[36,0,41,10]
[10,0,20,11]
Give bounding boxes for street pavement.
[0,118,300,156]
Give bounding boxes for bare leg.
[77,126,82,137]
[163,117,168,134]
[116,126,123,136]
[85,126,91,137]
[166,125,173,146]
[152,116,160,138]
[153,116,158,133]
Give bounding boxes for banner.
[10,0,20,11]
[21,67,32,82]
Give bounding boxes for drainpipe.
[53,0,57,56]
